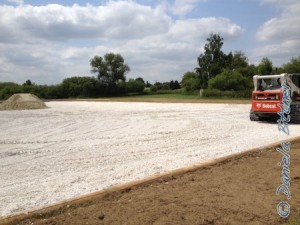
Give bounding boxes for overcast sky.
[0,0,299,84]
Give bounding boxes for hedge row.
[202,89,252,98]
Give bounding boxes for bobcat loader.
[250,73,300,123]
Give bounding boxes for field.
[0,101,300,223]
[64,94,251,104]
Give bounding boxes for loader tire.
[290,107,300,124]
[250,109,261,121]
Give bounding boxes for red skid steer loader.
[250,73,300,123]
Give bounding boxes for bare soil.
[1,138,300,225]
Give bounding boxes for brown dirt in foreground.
[1,138,300,225]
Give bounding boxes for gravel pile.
[0,93,47,110]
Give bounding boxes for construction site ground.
[0,101,299,224]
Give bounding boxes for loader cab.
[257,77,281,91]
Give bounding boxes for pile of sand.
[0,93,47,110]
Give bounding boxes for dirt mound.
[0,93,47,110]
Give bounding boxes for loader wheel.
[250,109,261,121]
[290,107,300,124]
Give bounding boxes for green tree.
[196,33,231,88]
[236,64,257,78]
[0,82,19,90]
[135,77,145,85]
[126,79,144,93]
[258,57,273,75]
[282,56,300,73]
[150,85,158,92]
[229,52,256,78]
[153,82,170,90]
[23,80,33,86]
[0,82,23,100]
[61,76,100,97]
[170,80,175,90]
[174,80,181,89]
[231,51,248,69]
[90,53,130,85]
[208,70,251,91]
[181,71,200,92]
[145,81,151,87]
[45,85,64,99]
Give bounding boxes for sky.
[0,0,299,84]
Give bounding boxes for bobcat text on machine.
[250,73,300,123]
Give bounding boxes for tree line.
[1,33,300,100]
[181,33,300,98]
[0,52,180,100]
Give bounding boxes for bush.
[282,56,300,73]
[202,89,252,98]
[0,83,23,100]
[208,70,251,91]
[150,85,158,93]
[143,87,151,94]
[61,76,101,98]
[126,79,145,93]
[181,71,200,92]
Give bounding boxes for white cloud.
[0,1,242,84]
[253,40,300,61]
[256,1,300,41]
[254,0,300,65]
[0,2,171,43]
[0,42,67,83]
[169,17,242,42]
[170,0,204,16]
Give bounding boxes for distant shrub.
[150,85,158,93]
[181,71,200,92]
[126,79,145,93]
[208,70,251,91]
[0,83,23,100]
[202,89,252,98]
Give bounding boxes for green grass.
[119,93,201,99]
[60,88,251,103]
[91,92,251,104]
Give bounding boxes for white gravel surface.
[0,101,300,217]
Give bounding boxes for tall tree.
[231,51,248,69]
[145,81,151,87]
[282,56,300,73]
[257,57,273,75]
[135,77,145,85]
[174,80,181,89]
[90,53,130,85]
[195,33,230,88]
[23,80,33,86]
[170,80,175,90]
